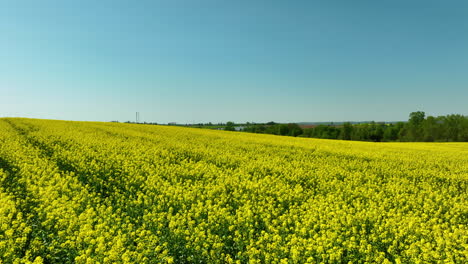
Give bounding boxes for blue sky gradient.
[1,0,467,123]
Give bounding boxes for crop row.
[0,118,466,263]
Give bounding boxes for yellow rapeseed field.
[0,118,466,263]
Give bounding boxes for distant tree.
[459,117,468,141]
[398,127,408,141]
[383,125,394,141]
[354,124,370,141]
[369,124,384,142]
[443,114,464,141]
[287,123,303,137]
[225,121,235,131]
[341,122,353,140]
[409,111,425,126]
[313,125,340,139]
[383,123,401,141]
[302,128,313,137]
[264,124,279,135]
[278,124,289,136]
[235,111,467,142]
[422,116,439,141]
[255,125,267,133]
[313,125,327,138]
[406,111,426,141]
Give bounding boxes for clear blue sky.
[1,0,467,123]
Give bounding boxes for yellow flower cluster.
[0,118,466,263]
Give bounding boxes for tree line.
[240,112,468,142]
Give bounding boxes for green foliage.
[341,122,353,140]
[241,112,468,142]
[409,111,426,126]
[225,121,236,131]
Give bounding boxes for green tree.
[409,111,425,126]
[341,122,353,140]
[369,124,384,142]
[287,123,303,137]
[278,124,289,136]
[443,114,464,141]
[225,121,235,131]
[383,123,402,141]
[407,111,426,141]
[422,116,439,141]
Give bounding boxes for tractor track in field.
[0,120,57,261]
